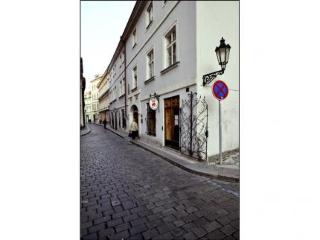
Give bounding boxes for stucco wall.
[125,1,197,144]
[196,1,239,157]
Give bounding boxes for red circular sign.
[149,97,158,110]
[212,80,229,101]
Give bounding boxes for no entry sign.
[212,80,229,101]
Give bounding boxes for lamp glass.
[225,45,231,64]
[215,47,221,65]
[219,47,226,65]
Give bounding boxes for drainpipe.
[121,36,127,122]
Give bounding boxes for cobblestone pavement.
[81,124,239,240]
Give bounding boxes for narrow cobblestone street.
[81,125,239,240]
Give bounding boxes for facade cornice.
[101,1,147,81]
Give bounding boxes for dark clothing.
[103,120,107,129]
[131,130,138,140]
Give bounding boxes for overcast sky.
[81,1,135,83]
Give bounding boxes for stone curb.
[80,125,91,136]
[98,124,239,183]
[131,140,239,183]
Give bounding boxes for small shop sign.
[149,97,159,110]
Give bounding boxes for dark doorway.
[164,96,180,149]
[122,109,126,129]
[130,105,139,137]
[114,112,118,130]
[147,103,156,136]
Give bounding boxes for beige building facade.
[97,72,111,123]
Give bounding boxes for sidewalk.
[98,123,239,182]
[80,125,91,136]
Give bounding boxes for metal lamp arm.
[202,69,224,86]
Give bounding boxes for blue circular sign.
[212,80,229,101]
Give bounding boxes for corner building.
[107,1,239,161]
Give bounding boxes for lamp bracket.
[202,69,224,86]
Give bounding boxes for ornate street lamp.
[202,37,231,86]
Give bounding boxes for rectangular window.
[122,79,125,95]
[132,29,137,48]
[147,103,156,136]
[165,26,177,67]
[147,49,154,79]
[146,2,153,28]
[132,66,137,90]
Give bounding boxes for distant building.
[84,91,92,123]
[97,72,111,124]
[85,75,101,123]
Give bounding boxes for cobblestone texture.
[81,125,239,239]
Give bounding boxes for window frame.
[165,26,177,67]
[146,49,154,80]
[132,66,138,91]
[146,2,153,29]
[132,28,137,48]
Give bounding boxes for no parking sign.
[212,80,229,101]
[211,80,229,165]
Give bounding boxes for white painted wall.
[108,46,126,130]
[196,1,239,157]
[125,1,198,145]
[106,1,239,159]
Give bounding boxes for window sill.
[146,20,153,30]
[131,87,138,93]
[160,61,180,75]
[144,76,155,84]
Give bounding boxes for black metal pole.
[189,92,193,155]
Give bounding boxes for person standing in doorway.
[103,119,107,129]
[129,120,138,140]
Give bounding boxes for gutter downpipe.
[121,37,127,123]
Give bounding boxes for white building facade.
[97,72,110,123]
[106,1,239,162]
[84,75,101,123]
[107,44,127,131]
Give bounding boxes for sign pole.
[219,100,222,165]
[211,80,228,165]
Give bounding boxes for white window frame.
[146,2,153,28]
[132,29,137,48]
[165,26,177,67]
[146,49,154,79]
[132,66,137,90]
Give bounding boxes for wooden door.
[164,96,180,149]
